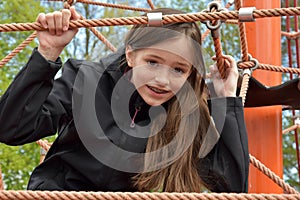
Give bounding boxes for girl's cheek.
[131,69,154,87]
[172,79,187,93]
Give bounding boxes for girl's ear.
[125,45,134,68]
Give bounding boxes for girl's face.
[126,37,193,106]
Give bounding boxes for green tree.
[0,0,50,190]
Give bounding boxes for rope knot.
[237,53,258,75]
[64,0,76,9]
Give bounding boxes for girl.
[0,7,249,192]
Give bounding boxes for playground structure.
[0,0,299,199]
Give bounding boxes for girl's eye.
[172,67,185,74]
[147,60,159,67]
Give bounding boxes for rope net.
[0,0,299,199]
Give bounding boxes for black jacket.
[0,48,249,192]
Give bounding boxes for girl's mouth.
[147,85,168,94]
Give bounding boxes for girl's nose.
[154,67,170,86]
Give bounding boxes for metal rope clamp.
[202,1,228,38]
[147,12,162,27]
[237,54,259,76]
[239,7,256,22]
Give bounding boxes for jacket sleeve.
[0,48,77,145]
[199,97,249,193]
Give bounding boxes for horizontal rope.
[50,0,151,12]
[238,61,300,74]
[0,7,299,32]
[0,190,299,200]
[281,31,300,39]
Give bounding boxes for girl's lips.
[147,85,169,94]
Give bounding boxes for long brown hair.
[124,8,213,192]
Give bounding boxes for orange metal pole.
[243,0,283,193]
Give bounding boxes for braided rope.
[282,124,300,135]
[238,62,300,74]
[77,0,151,12]
[0,1,299,196]
[235,0,249,62]
[0,190,299,200]
[49,0,151,12]
[239,73,250,106]
[281,31,300,39]
[258,63,300,74]
[207,5,227,79]
[63,2,117,52]
[147,0,155,10]
[0,166,3,190]
[249,154,299,194]
[0,31,37,68]
[0,7,299,32]
[76,13,117,52]
[212,38,227,79]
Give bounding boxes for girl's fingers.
[45,13,55,35]
[61,9,72,31]
[38,9,74,35]
[53,11,63,35]
[209,64,221,79]
[36,13,48,29]
[70,6,81,20]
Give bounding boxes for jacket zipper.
[130,106,141,128]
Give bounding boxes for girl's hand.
[37,6,81,61]
[209,55,239,97]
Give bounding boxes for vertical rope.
[235,1,251,106]
[0,166,3,190]
[294,0,300,186]
[234,1,297,193]
[294,0,300,68]
[209,1,227,79]
[146,0,155,9]
[285,0,300,184]
[235,0,249,61]
[239,73,250,106]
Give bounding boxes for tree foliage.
[0,0,299,191]
[0,0,50,190]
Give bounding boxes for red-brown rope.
[282,124,300,134]
[250,154,299,194]
[147,0,155,10]
[0,2,300,196]
[63,2,117,52]
[281,31,300,39]
[212,38,227,79]
[209,4,227,79]
[1,7,299,32]
[235,0,251,106]
[50,0,151,12]
[0,166,3,190]
[239,73,251,106]
[235,0,250,62]
[77,15,117,52]
[0,31,37,68]
[0,190,299,200]
[238,62,300,74]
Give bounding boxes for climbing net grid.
[0,0,299,199]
